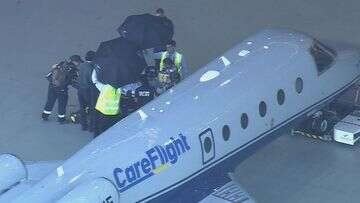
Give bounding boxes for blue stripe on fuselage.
[119,172,154,193]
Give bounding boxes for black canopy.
[117,13,174,50]
[94,37,147,88]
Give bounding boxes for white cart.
[334,111,360,145]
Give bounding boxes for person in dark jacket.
[135,74,155,108]
[42,55,83,123]
[77,51,96,130]
[153,8,174,53]
[155,8,174,36]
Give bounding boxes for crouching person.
[41,55,83,123]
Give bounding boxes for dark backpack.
[52,66,67,87]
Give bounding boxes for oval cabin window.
[241,113,249,129]
[222,125,230,141]
[277,89,285,105]
[259,101,267,117]
[204,137,212,153]
[295,77,303,94]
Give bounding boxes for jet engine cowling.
[0,154,27,192]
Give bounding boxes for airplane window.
[277,89,285,105]
[241,113,248,129]
[259,101,267,117]
[310,41,336,75]
[204,137,212,153]
[295,77,303,94]
[222,125,230,141]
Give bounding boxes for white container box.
[334,113,360,145]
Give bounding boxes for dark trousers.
[89,87,100,132]
[44,84,68,116]
[78,88,91,128]
[94,111,121,137]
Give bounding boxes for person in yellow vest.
[95,85,121,116]
[92,67,122,137]
[151,40,189,79]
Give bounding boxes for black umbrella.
[94,37,147,88]
[117,13,174,50]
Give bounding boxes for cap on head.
[85,51,96,62]
[167,40,176,47]
[69,55,83,63]
[156,8,165,15]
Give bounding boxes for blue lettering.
[125,165,137,183]
[113,168,126,188]
[113,134,191,192]
[133,161,141,179]
[146,148,159,169]
[166,143,178,164]
[159,145,169,163]
[172,137,185,154]
[154,146,165,164]
[180,134,191,151]
[141,158,151,174]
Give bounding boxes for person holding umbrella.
[91,65,122,137]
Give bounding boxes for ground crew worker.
[77,51,96,131]
[91,65,122,137]
[41,55,83,123]
[151,40,189,79]
[155,8,166,17]
[156,58,179,95]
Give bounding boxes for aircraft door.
[199,128,215,165]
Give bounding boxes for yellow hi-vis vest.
[95,85,121,116]
[159,52,182,73]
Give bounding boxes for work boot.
[42,112,50,121]
[57,117,66,124]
